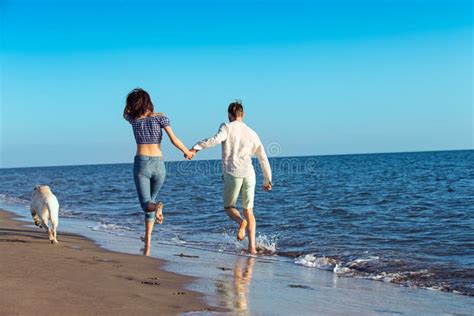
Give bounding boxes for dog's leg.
[50,211,59,244]
[40,207,54,244]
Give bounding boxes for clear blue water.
[1,150,473,296]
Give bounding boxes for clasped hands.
[184,148,197,160]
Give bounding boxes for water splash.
[255,234,278,255]
[295,254,340,270]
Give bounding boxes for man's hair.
[228,100,244,118]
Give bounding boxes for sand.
[0,209,220,315]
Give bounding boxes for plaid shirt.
[126,115,170,144]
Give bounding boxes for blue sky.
[0,0,472,168]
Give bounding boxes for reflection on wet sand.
[215,256,255,314]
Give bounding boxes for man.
[189,101,272,255]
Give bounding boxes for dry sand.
[0,209,221,315]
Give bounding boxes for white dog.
[30,185,59,244]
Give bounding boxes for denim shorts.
[223,173,256,209]
[133,155,166,222]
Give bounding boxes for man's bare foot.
[237,220,247,241]
[155,201,164,224]
[248,248,257,255]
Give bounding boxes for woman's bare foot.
[155,201,164,224]
[237,219,247,241]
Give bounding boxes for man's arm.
[192,123,228,152]
[255,142,272,189]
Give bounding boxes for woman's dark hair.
[125,88,154,119]
[228,100,244,118]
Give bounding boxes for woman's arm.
[163,126,193,157]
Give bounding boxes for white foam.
[295,254,339,271]
[334,264,352,274]
[350,256,380,264]
[171,236,187,245]
[89,222,132,236]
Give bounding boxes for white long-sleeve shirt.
[193,121,272,185]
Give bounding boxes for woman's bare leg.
[225,207,247,241]
[143,220,154,256]
[243,208,256,254]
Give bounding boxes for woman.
[123,88,193,256]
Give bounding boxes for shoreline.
[0,209,222,315]
[1,207,473,315]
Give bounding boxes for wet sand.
[0,209,220,315]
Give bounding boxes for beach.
[1,208,473,316]
[0,209,219,315]
[0,151,473,315]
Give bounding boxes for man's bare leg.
[225,207,247,241]
[143,220,154,256]
[243,208,256,254]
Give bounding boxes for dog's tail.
[31,211,41,227]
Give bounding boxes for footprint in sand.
[141,280,161,286]
[93,256,120,264]
[288,284,312,290]
[0,239,28,243]
[217,267,232,271]
[141,277,160,285]
[174,253,200,258]
[79,260,98,265]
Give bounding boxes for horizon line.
[0,148,472,170]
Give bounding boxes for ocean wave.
[59,208,82,217]
[88,222,134,236]
[0,193,30,207]
[294,253,474,296]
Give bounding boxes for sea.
[1,150,473,313]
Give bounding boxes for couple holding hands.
[123,88,272,256]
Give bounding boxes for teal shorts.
[223,173,256,209]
